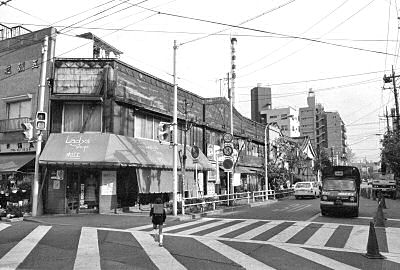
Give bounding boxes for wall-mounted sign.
[0,142,36,153]
[53,180,60,190]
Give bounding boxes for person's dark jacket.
[150,206,166,225]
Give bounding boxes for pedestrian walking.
[150,197,166,247]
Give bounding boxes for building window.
[7,100,31,119]
[270,115,278,119]
[63,103,102,132]
[281,114,287,118]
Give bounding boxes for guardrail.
[181,188,294,215]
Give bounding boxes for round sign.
[223,145,233,156]
[223,133,233,143]
[222,158,234,170]
[191,145,200,159]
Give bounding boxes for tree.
[314,148,332,172]
[381,132,400,176]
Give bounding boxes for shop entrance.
[66,169,99,214]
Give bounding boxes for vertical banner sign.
[101,171,116,195]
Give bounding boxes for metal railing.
[181,188,294,215]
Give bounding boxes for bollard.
[252,191,255,203]
[182,199,185,215]
[212,201,216,211]
[247,191,250,204]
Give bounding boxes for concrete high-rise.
[251,85,271,123]
[299,89,347,164]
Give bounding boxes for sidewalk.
[23,200,277,228]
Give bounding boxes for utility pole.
[32,35,48,216]
[383,65,400,132]
[172,40,178,216]
[386,107,390,133]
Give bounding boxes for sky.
[1,0,399,162]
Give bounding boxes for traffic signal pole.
[32,35,48,216]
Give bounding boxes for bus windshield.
[323,178,356,191]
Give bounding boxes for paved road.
[0,196,399,269]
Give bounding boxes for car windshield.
[323,178,356,191]
[295,183,311,188]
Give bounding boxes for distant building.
[299,89,347,165]
[251,85,271,123]
[326,112,347,164]
[261,107,300,137]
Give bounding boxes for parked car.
[294,181,320,199]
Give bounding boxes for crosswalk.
[130,217,400,254]
[0,219,399,269]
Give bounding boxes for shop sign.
[65,136,90,160]
[53,180,60,190]
[0,142,36,153]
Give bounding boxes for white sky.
[1,0,398,162]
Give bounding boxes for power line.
[180,0,296,46]
[133,3,399,57]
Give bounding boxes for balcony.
[0,117,31,132]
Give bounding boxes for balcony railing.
[0,117,31,132]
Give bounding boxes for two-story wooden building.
[1,26,267,215]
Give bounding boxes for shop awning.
[235,166,257,174]
[0,154,35,172]
[39,133,213,170]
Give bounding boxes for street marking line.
[163,218,215,233]
[275,244,361,270]
[0,225,51,270]
[202,219,259,237]
[287,204,311,212]
[176,219,231,235]
[131,231,186,270]
[306,213,320,222]
[126,224,154,231]
[0,223,10,231]
[268,221,309,243]
[304,223,339,247]
[74,227,101,270]
[344,225,369,251]
[386,227,400,254]
[234,220,283,240]
[201,239,276,270]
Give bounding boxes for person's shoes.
[159,242,163,247]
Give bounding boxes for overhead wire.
[179,0,297,46]
[239,0,350,71]
[133,2,398,57]
[240,0,377,78]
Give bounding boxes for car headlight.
[349,196,355,202]
[322,195,328,201]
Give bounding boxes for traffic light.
[158,122,171,143]
[222,133,234,171]
[35,111,47,130]
[21,122,34,141]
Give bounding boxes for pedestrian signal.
[158,122,171,143]
[35,111,47,130]
[21,122,34,141]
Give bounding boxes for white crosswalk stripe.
[131,231,187,270]
[176,219,232,235]
[201,238,276,270]
[304,222,339,247]
[202,219,259,237]
[163,218,215,233]
[268,221,309,243]
[74,227,101,270]
[0,223,10,232]
[277,244,361,270]
[0,225,51,270]
[234,220,283,240]
[386,227,400,254]
[344,225,369,251]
